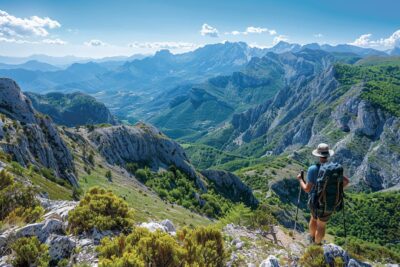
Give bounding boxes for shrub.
[178,226,226,266]
[0,170,43,224]
[299,245,326,267]
[126,162,139,175]
[10,236,50,267]
[98,226,226,267]
[105,170,112,182]
[68,187,134,234]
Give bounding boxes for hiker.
[297,143,349,245]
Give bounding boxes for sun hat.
[312,143,334,157]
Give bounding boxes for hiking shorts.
[310,208,332,222]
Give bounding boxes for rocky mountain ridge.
[0,78,77,185]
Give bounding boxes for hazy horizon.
[0,0,399,58]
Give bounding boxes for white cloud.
[350,29,400,48]
[0,36,37,44]
[200,23,219,38]
[128,41,197,50]
[226,26,277,36]
[84,39,106,47]
[272,35,289,45]
[0,9,60,38]
[314,33,323,38]
[42,38,66,45]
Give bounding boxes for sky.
[0,0,399,58]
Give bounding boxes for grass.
[65,129,211,227]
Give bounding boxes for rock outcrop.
[88,122,206,190]
[0,78,77,185]
[201,169,259,207]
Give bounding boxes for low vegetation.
[335,62,400,117]
[68,187,134,234]
[0,170,44,228]
[98,226,226,267]
[328,191,400,253]
[10,236,50,267]
[129,166,233,218]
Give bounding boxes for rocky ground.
[0,197,383,267]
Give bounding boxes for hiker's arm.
[343,175,350,188]
[297,174,313,193]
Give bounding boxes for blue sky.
[0,0,399,57]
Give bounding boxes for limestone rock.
[259,255,280,267]
[88,123,206,190]
[45,234,76,261]
[0,78,77,185]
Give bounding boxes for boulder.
[259,255,280,267]
[160,219,176,233]
[139,222,168,233]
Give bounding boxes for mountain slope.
[202,56,400,191]
[26,91,118,127]
[0,78,77,185]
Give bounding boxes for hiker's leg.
[309,216,317,240]
[315,220,327,244]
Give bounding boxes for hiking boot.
[307,235,315,245]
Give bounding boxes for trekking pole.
[293,170,305,238]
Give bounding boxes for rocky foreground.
[0,197,378,267]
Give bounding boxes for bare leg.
[315,220,327,244]
[309,217,317,240]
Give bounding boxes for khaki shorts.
[310,209,332,222]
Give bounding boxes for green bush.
[300,245,326,267]
[140,167,232,218]
[219,203,276,233]
[105,170,112,182]
[68,187,134,234]
[0,170,43,225]
[98,226,226,267]
[10,236,50,267]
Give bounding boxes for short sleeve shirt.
[307,164,319,196]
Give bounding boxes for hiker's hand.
[296,174,302,181]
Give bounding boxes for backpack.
[310,162,344,218]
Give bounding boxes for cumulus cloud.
[226,26,277,36]
[84,39,106,47]
[350,29,400,48]
[0,9,60,38]
[129,41,197,50]
[200,23,219,38]
[272,35,289,45]
[42,38,66,45]
[314,33,323,38]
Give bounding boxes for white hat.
[312,143,334,157]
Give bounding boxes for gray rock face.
[201,170,259,206]
[88,123,206,190]
[45,235,76,261]
[0,78,77,185]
